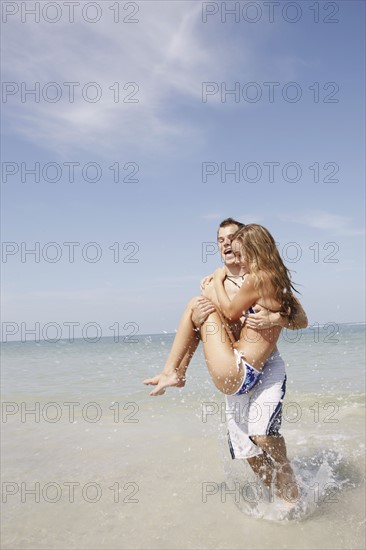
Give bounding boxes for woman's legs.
[144,299,244,396]
[200,310,244,395]
[143,298,202,395]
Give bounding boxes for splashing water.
[220,443,362,523]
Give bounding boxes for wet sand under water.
[2,394,365,550]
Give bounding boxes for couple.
[144,219,308,505]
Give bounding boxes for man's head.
[217,218,245,266]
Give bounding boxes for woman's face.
[231,239,247,268]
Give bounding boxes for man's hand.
[245,301,308,331]
[244,304,281,330]
[191,297,216,328]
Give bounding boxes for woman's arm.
[213,268,259,321]
[200,273,214,291]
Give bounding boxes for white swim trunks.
[225,350,287,459]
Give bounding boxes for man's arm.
[245,297,308,331]
[279,296,308,329]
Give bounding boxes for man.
[193,217,307,500]
[145,217,307,501]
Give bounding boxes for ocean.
[1,323,365,549]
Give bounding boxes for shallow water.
[1,324,365,549]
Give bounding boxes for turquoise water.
[2,323,365,398]
[1,324,365,549]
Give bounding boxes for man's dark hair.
[217,218,245,238]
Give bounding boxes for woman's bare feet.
[143,371,186,396]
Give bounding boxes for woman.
[145,224,298,397]
[144,224,301,505]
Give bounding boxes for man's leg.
[250,434,300,502]
[247,453,274,487]
[244,351,300,503]
[226,391,273,485]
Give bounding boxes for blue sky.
[1,0,365,341]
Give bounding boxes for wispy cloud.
[202,212,264,223]
[2,2,230,158]
[202,213,223,221]
[279,210,365,236]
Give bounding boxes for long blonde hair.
[232,224,299,321]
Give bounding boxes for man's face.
[217,224,239,266]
